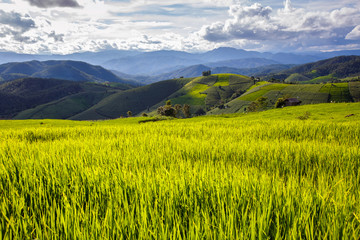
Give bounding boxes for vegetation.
[0,78,119,119]
[0,60,138,88]
[68,78,191,120]
[211,81,360,115]
[267,55,360,83]
[247,96,268,112]
[0,102,359,239]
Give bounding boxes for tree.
[247,97,268,112]
[174,104,182,117]
[182,104,191,118]
[275,97,286,108]
[157,100,177,117]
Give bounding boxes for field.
[210,81,360,115]
[1,103,360,239]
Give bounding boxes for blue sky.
[0,0,359,54]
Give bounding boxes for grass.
[350,82,360,102]
[319,83,352,102]
[1,103,360,239]
[213,74,231,87]
[245,81,270,92]
[170,83,209,105]
[14,92,112,120]
[285,73,311,83]
[71,78,191,120]
[305,74,336,84]
[239,84,288,101]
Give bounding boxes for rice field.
[0,103,360,239]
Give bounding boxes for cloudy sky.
[0,0,359,54]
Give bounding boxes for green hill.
[209,81,360,115]
[268,56,360,83]
[0,60,139,89]
[0,78,120,119]
[144,74,254,116]
[70,78,192,120]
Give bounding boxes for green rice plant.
[0,103,360,239]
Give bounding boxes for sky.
[0,0,359,54]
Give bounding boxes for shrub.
[182,104,191,118]
[297,112,311,120]
[275,97,286,108]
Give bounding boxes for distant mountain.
[113,63,295,84]
[0,77,120,118]
[0,50,140,66]
[0,60,140,89]
[205,58,280,68]
[268,55,360,83]
[102,48,319,75]
[103,51,202,75]
[2,48,360,77]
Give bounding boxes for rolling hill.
[267,55,360,83]
[0,78,120,119]
[69,78,192,120]
[208,81,360,115]
[141,74,254,117]
[0,60,139,89]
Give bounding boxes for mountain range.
[2,47,360,77]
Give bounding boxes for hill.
[268,56,360,83]
[0,60,139,89]
[69,78,192,120]
[142,74,254,116]
[208,81,360,115]
[0,78,120,119]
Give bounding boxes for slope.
[0,78,120,119]
[268,55,360,83]
[144,74,254,116]
[0,60,138,89]
[209,81,360,115]
[70,78,192,120]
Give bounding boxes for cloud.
[48,31,64,42]
[24,0,81,8]
[200,0,360,50]
[346,25,360,40]
[0,10,35,31]
[0,10,37,43]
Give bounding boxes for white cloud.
[200,0,360,51]
[0,0,359,54]
[346,25,360,40]
[24,0,82,8]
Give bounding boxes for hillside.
[208,81,360,115]
[268,55,360,83]
[143,74,254,116]
[69,78,192,120]
[0,60,139,89]
[0,78,120,119]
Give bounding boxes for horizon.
[0,0,359,54]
